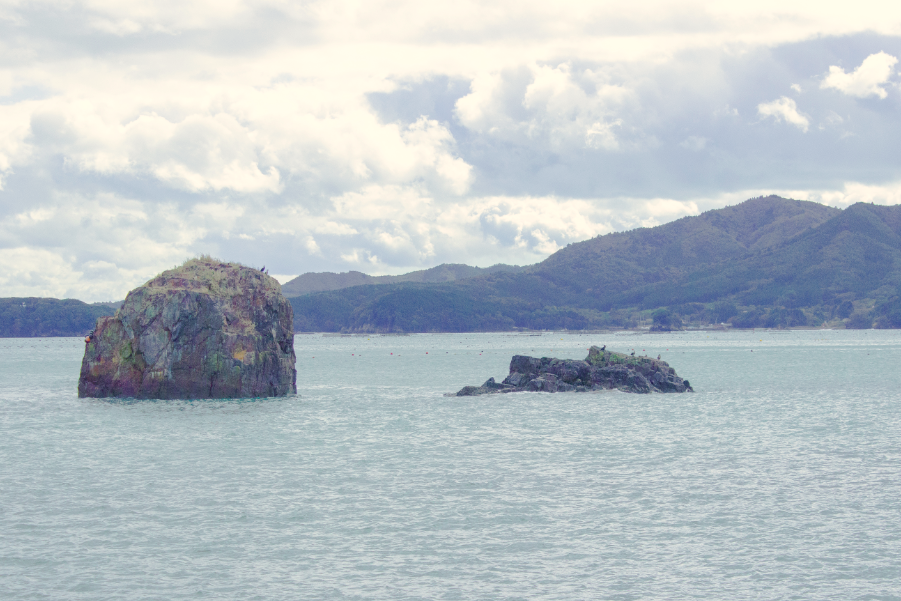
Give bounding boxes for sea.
[1,330,899,600]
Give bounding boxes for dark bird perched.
[630,351,635,356]
[600,345,606,351]
[657,354,661,360]
[260,266,266,272]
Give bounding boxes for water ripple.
[1,331,899,600]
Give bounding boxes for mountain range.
[280,263,525,296]
[288,196,901,332]
[4,195,900,337]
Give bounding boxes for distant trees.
[731,308,765,329]
[836,300,854,319]
[764,308,808,328]
[710,301,738,324]
[874,295,901,329]
[729,306,809,329]
[0,298,114,337]
[650,308,681,331]
[846,312,873,329]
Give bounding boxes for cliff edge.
[78,258,296,399]
[454,346,692,396]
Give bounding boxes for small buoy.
[84,336,91,343]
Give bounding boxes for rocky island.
[454,346,692,396]
[78,258,296,399]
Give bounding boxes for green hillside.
[289,197,901,332]
[534,195,840,303]
[0,298,115,337]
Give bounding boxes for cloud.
[0,247,83,298]
[455,63,633,152]
[12,84,472,198]
[474,196,614,250]
[304,237,322,256]
[330,185,434,222]
[4,3,901,300]
[680,136,707,151]
[821,51,898,99]
[804,180,901,207]
[269,273,297,284]
[757,97,810,132]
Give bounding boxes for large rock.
[78,258,296,399]
[453,346,692,396]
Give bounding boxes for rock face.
[454,346,692,396]
[78,259,296,399]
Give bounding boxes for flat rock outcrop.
[454,346,692,396]
[78,258,296,399]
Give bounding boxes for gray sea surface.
[1,330,899,600]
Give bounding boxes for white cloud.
[340,248,380,267]
[680,136,707,151]
[586,120,622,151]
[0,193,206,299]
[0,248,83,298]
[89,17,143,36]
[804,180,901,207]
[0,103,34,182]
[315,222,358,236]
[304,237,322,256]
[400,117,472,194]
[4,1,901,299]
[456,63,632,152]
[757,97,809,132]
[331,185,434,222]
[269,273,297,284]
[821,52,898,99]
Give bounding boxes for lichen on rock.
[452,345,692,396]
[78,258,296,399]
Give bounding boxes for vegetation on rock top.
[145,256,281,298]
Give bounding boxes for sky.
[3,1,901,301]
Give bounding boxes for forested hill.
[290,197,901,332]
[533,196,839,298]
[0,298,115,337]
[281,263,525,296]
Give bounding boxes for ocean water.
[1,330,899,600]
